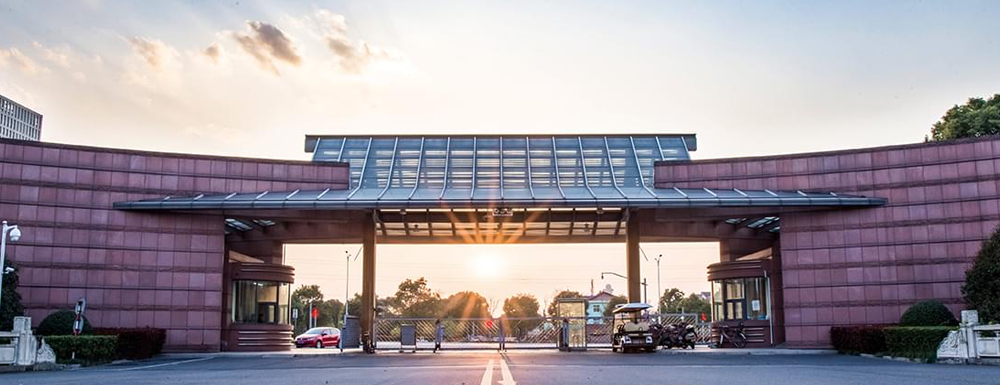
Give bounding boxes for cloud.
[203,42,222,63]
[311,10,395,74]
[126,36,179,70]
[232,21,301,74]
[0,46,47,74]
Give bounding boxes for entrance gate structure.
[115,134,886,352]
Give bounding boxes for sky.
[2,0,999,309]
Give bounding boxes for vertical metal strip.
[438,137,452,199]
[407,137,426,200]
[376,137,400,200]
[337,137,347,162]
[347,137,374,199]
[577,136,597,199]
[470,137,478,199]
[550,137,566,199]
[654,136,666,161]
[630,136,658,198]
[603,136,627,199]
[525,136,536,199]
[499,137,504,199]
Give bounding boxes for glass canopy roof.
[114,135,887,211]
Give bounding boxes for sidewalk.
[162,348,363,359]
[660,346,836,355]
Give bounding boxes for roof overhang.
[113,187,886,211]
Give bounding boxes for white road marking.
[111,357,215,371]
[480,359,494,385]
[499,358,516,385]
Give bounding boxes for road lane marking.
[111,357,215,371]
[499,358,516,385]
[480,359,494,385]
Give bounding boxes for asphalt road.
[3,351,997,385]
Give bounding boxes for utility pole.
[642,278,648,305]
[0,221,22,314]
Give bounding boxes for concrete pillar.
[360,211,377,352]
[626,210,641,303]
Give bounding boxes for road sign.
[73,298,87,336]
[292,308,299,320]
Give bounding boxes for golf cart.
[610,303,657,353]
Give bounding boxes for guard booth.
[556,298,588,350]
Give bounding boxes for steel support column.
[626,210,641,303]
[360,211,377,353]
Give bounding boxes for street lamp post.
[601,271,648,304]
[655,254,662,312]
[0,220,23,314]
[341,250,349,351]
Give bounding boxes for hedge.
[45,335,118,364]
[37,309,92,336]
[93,328,167,360]
[883,326,955,362]
[830,325,886,355]
[899,301,958,327]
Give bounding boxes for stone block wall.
[655,136,1000,347]
[0,138,348,351]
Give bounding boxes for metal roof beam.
[407,137,426,200]
[550,137,566,198]
[376,137,400,200]
[347,137,374,198]
[525,136,536,199]
[629,136,658,197]
[439,137,452,199]
[577,136,598,199]
[603,136,627,199]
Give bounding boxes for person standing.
[434,319,444,353]
[498,315,507,351]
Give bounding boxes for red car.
[295,327,340,348]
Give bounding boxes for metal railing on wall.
[373,313,711,350]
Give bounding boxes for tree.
[603,295,628,317]
[678,294,711,316]
[387,278,442,318]
[963,222,1000,323]
[930,94,1000,141]
[441,291,491,319]
[547,290,584,316]
[292,285,329,334]
[658,288,686,313]
[0,260,24,331]
[503,294,542,340]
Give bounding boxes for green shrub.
[964,222,1000,323]
[899,301,958,327]
[37,309,92,336]
[830,325,886,354]
[883,326,955,362]
[1,260,25,331]
[44,335,118,364]
[94,327,167,359]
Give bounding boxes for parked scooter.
[654,321,697,349]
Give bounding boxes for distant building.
[586,285,617,324]
[0,94,42,141]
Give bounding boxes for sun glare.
[471,254,503,278]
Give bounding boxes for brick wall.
[655,136,1000,348]
[0,138,348,351]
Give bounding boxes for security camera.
[3,267,13,274]
[8,227,21,242]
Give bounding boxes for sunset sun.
[470,253,504,279]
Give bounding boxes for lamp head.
[8,226,20,242]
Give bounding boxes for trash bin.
[341,316,360,348]
[400,324,417,352]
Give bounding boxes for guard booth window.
[711,278,769,321]
[233,280,291,324]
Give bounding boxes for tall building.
[0,94,42,141]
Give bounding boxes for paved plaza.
[3,350,996,385]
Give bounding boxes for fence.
[373,313,711,351]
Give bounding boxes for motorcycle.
[654,321,697,349]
